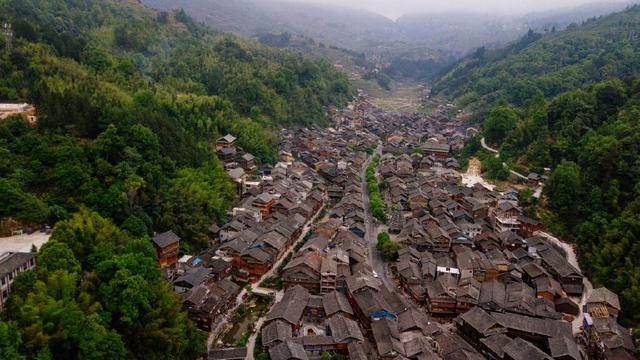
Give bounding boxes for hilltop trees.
[544,161,583,224]
[483,106,519,145]
[0,0,352,247]
[5,209,205,359]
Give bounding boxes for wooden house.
[240,153,256,172]
[215,134,236,151]
[253,193,275,217]
[152,231,180,268]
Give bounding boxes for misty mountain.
[433,4,640,110]
[396,13,523,57]
[141,0,406,51]
[397,1,635,56]
[142,0,635,57]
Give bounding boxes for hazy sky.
[292,0,628,19]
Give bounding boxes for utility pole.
[2,21,13,51]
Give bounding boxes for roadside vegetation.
[376,232,402,261]
[366,155,387,223]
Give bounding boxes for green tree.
[483,106,519,145]
[376,232,402,261]
[0,321,25,360]
[49,207,129,269]
[544,160,583,225]
[37,241,81,274]
[162,159,236,249]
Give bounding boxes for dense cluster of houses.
[380,156,584,319]
[178,93,638,360]
[259,97,458,360]
[152,133,328,333]
[368,96,635,359]
[582,288,635,359]
[216,159,325,280]
[255,95,636,360]
[259,98,506,360]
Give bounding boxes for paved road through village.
[360,144,396,292]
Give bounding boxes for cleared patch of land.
[0,232,50,253]
[353,78,430,113]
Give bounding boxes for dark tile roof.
[208,347,246,360]
[455,307,502,336]
[347,341,374,360]
[587,287,621,311]
[503,338,552,360]
[480,334,512,358]
[491,311,572,339]
[0,252,35,278]
[548,336,581,360]
[269,340,307,360]
[152,230,180,248]
[266,286,310,325]
[174,267,211,288]
[322,291,353,317]
[328,314,364,343]
[371,317,404,357]
[261,320,292,348]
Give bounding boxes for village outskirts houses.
[0,102,37,125]
[0,251,37,310]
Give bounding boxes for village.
[0,95,634,360]
[150,92,633,360]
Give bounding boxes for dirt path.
[461,157,495,190]
[480,137,499,155]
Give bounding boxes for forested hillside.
[0,0,352,358]
[1,0,351,240]
[433,5,640,111]
[434,6,640,327]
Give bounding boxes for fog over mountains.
[143,0,635,55]
[290,0,630,19]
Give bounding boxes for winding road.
[480,137,499,155]
[480,137,543,197]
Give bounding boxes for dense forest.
[0,0,352,357]
[434,6,640,114]
[435,6,640,327]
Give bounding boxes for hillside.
[433,5,640,110]
[0,0,352,358]
[1,0,352,236]
[434,6,640,327]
